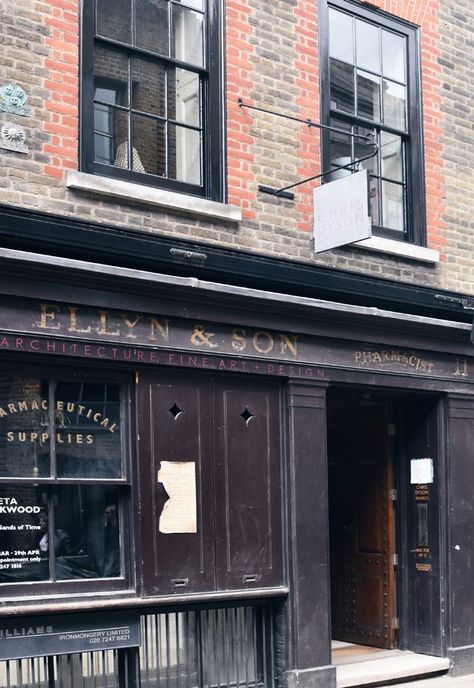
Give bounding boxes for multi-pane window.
[0,371,129,591]
[321,0,425,243]
[82,0,223,200]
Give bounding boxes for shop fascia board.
[0,247,470,348]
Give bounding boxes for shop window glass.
[0,374,127,587]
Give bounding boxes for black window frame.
[318,0,426,245]
[80,0,224,203]
[0,363,133,598]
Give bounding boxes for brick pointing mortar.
[0,0,469,293]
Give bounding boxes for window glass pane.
[172,6,204,68]
[329,8,353,64]
[354,126,378,175]
[382,30,405,83]
[381,131,403,181]
[101,109,130,169]
[169,125,201,184]
[54,486,121,580]
[330,59,355,114]
[383,79,406,130]
[382,180,404,231]
[55,382,122,479]
[0,485,49,583]
[0,377,50,478]
[328,117,352,180]
[357,70,380,122]
[369,176,380,226]
[94,46,129,107]
[0,486,122,583]
[94,130,114,165]
[175,0,204,10]
[131,114,166,176]
[135,0,169,55]
[168,68,200,126]
[132,57,166,118]
[96,0,132,44]
[355,20,380,73]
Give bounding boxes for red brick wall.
[42,0,79,179]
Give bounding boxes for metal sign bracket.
[238,98,378,199]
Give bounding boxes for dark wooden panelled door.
[137,372,282,596]
[328,399,397,649]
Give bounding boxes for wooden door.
[328,400,397,649]
[137,372,283,596]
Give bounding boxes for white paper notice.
[410,458,434,485]
[158,461,197,533]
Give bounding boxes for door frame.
[326,385,446,656]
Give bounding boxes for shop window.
[81,0,224,201]
[320,0,425,244]
[0,373,129,591]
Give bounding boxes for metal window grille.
[0,605,274,688]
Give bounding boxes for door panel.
[138,374,215,595]
[328,401,396,649]
[401,398,442,655]
[214,380,283,589]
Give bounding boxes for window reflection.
[0,486,121,583]
[329,8,353,63]
[330,59,355,113]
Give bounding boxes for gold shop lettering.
[353,349,434,373]
[231,328,298,357]
[37,303,170,342]
[0,399,117,438]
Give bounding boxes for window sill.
[66,171,242,224]
[353,235,440,263]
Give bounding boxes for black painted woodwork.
[286,381,331,671]
[137,371,283,596]
[446,395,474,659]
[0,204,470,325]
[398,396,443,656]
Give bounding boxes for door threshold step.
[336,651,449,687]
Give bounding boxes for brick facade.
[0,0,471,292]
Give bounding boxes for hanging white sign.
[313,169,372,253]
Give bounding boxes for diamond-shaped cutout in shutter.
[240,407,254,425]
[169,402,183,420]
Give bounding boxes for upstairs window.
[81,0,223,201]
[320,0,425,244]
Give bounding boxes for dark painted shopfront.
[1,232,474,685]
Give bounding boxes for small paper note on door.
[157,461,197,533]
[410,458,434,485]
